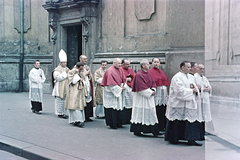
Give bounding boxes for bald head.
[113,58,121,69]
[79,55,87,65]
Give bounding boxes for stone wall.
[0,0,53,93]
[94,0,205,80]
[205,0,240,98]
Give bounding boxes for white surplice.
[103,85,123,110]
[131,88,158,125]
[29,68,46,102]
[194,73,212,122]
[122,83,133,109]
[166,72,202,123]
[154,86,168,106]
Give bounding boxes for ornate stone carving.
[45,0,61,3]
[134,0,155,21]
[49,18,57,44]
[80,17,90,26]
[82,31,89,42]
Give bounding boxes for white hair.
[140,59,148,68]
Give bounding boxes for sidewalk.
[0,92,239,160]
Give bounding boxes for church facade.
[0,0,239,103]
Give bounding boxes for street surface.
[0,92,239,160]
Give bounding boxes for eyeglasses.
[199,68,205,70]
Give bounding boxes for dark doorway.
[67,25,82,69]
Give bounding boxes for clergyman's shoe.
[85,118,93,122]
[32,110,36,113]
[78,122,84,128]
[73,122,80,126]
[117,125,123,128]
[188,140,202,146]
[110,126,117,129]
[134,132,143,137]
[61,114,68,119]
[35,111,41,115]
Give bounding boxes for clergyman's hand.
[151,91,155,96]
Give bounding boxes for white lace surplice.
[154,86,168,106]
[165,72,202,123]
[131,88,158,125]
[122,83,133,109]
[29,68,46,102]
[103,85,123,110]
[194,73,212,122]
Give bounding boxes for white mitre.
[59,49,67,62]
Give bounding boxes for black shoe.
[32,110,36,113]
[169,141,178,145]
[188,140,202,146]
[117,125,123,128]
[153,134,158,138]
[110,126,117,129]
[58,115,63,118]
[73,122,80,126]
[78,122,84,128]
[134,132,143,136]
[35,111,41,114]
[85,118,93,122]
[61,115,68,119]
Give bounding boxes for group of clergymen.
[28,49,213,146]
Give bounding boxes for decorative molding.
[82,30,89,42]
[49,18,57,45]
[134,0,155,21]
[80,17,90,26]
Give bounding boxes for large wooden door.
[67,25,82,69]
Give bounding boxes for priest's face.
[80,55,87,65]
[182,62,191,74]
[142,60,150,71]
[101,62,108,70]
[34,61,40,69]
[152,58,160,68]
[114,59,122,69]
[60,61,67,68]
[78,66,84,72]
[198,64,205,76]
[190,63,198,74]
[122,60,130,69]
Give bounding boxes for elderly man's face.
[114,59,122,69]
[142,60,150,71]
[80,55,87,65]
[122,60,130,69]
[182,62,191,74]
[198,64,205,76]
